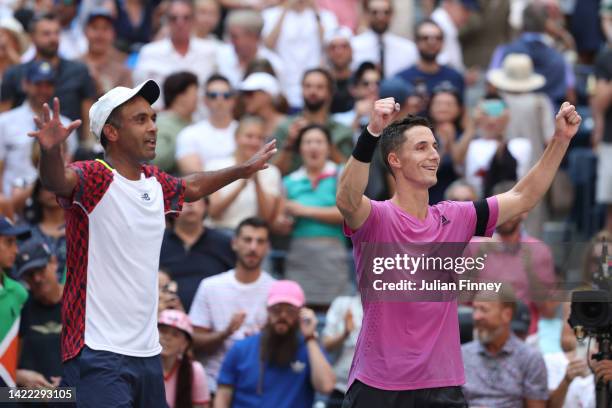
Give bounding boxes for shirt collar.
[477,332,519,357]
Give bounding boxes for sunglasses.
[206,91,234,100]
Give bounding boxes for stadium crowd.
[0,0,611,406]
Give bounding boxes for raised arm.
[182,140,276,202]
[28,98,82,198]
[336,98,399,230]
[495,102,581,225]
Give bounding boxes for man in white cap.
[28,80,276,407]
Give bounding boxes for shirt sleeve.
[217,341,240,387]
[191,361,211,404]
[146,165,185,214]
[342,199,382,241]
[523,351,549,401]
[188,280,213,329]
[57,160,113,213]
[470,197,499,238]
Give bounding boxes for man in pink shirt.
[336,97,581,406]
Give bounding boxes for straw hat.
[487,53,546,93]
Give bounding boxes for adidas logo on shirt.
[441,215,450,226]
[141,193,151,201]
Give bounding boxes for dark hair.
[28,12,59,33]
[294,123,332,153]
[427,83,463,132]
[302,68,335,94]
[163,71,198,107]
[235,217,269,237]
[205,73,231,88]
[100,106,123,149]
[379,115,432,174]
[522,3,547,33]
[351,61,378,86]
[174,335,194,408]
[414,18,444,39]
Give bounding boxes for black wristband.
[352,127,380,163]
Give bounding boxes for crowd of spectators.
[0,0,612,407]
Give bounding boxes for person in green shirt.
[272,68,353,175]
[151,71,199,174]
[0,215,30,387]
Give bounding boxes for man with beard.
[0,13,95,141]
[189,217,276,395]
[397,19,465,103]
[272,68,353,175]
[215,280,336,408]
[461,290,548,407]
[350,0,417,79]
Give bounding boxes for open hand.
[367,97,401,136]
[553,102,581,141]
[28,98,81,151]
[243,139,277,177]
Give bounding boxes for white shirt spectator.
[544,352,595,408]
[0,102,77,196]
[431,7,464,71]
[133,37,218,112]
[175,120,238,169]
[464,137,532,197]
[350,29,418,78]
[262,6,338,108]
[322,295,363,394]
[188,269,275,392]
[216,43,287,91]
[205,157,282,230]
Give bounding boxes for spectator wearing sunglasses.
[133,0,218,114]
[396,19,465,104]
[176,74,238,174]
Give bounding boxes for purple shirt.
[343,198,499,391]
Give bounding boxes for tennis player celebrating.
[29,80,275,407]
[336,98,581,407]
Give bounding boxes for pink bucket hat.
[158,309,193,338]
[267,280,305,308]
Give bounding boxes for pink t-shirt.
[164,360,210,408]
[343,198,499,391]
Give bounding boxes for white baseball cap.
[324,26,353,46]
[89,79,160,140]
[239,72,281,98]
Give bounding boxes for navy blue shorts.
[59,346,167,408]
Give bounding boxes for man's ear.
[102,124,119,143]
[388,151,401,171]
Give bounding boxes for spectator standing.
[217,9,286,91]
[15,238,62,389]
[281,124,349,308]
[431,0,479,72]
[134,0,218,112]
[462,292,549,407]
[189,218,275,394]
[160,197,235,311]
[176,74,238,174]
[322,294,362,408]
[0,61,77,198]
[593,0,612,234]
[152,71,199,174]
[0,216,30,387]
[0,13,96,141]
[207,117,282,231]
[81,9,133,98]
[396,19,465,102]
[215,280,336,408]
[262,0,338,109]
[351,0,417,79]
[325,26,354,114]
[272,68,353,175]
[159,309,211,408]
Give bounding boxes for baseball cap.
[459,0,479,11]
[267,280,305,308]
[158,309,193,339]
[324,26,353,46]
[15,237,51,278]
[86,8,114,25]
[239,72,281,98]
[26,61,55,83]
[379,77,415,103]
[89,80,160,140]
[0,216,30,239]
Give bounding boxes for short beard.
[419,51,438,63]
[37,46,58,60]
[475,326,504,345]
[259,323,299,367]
[304,99,326,113]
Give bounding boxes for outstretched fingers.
[66,119,82,134]
[52,97,60,121]
[42,103,51,124]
